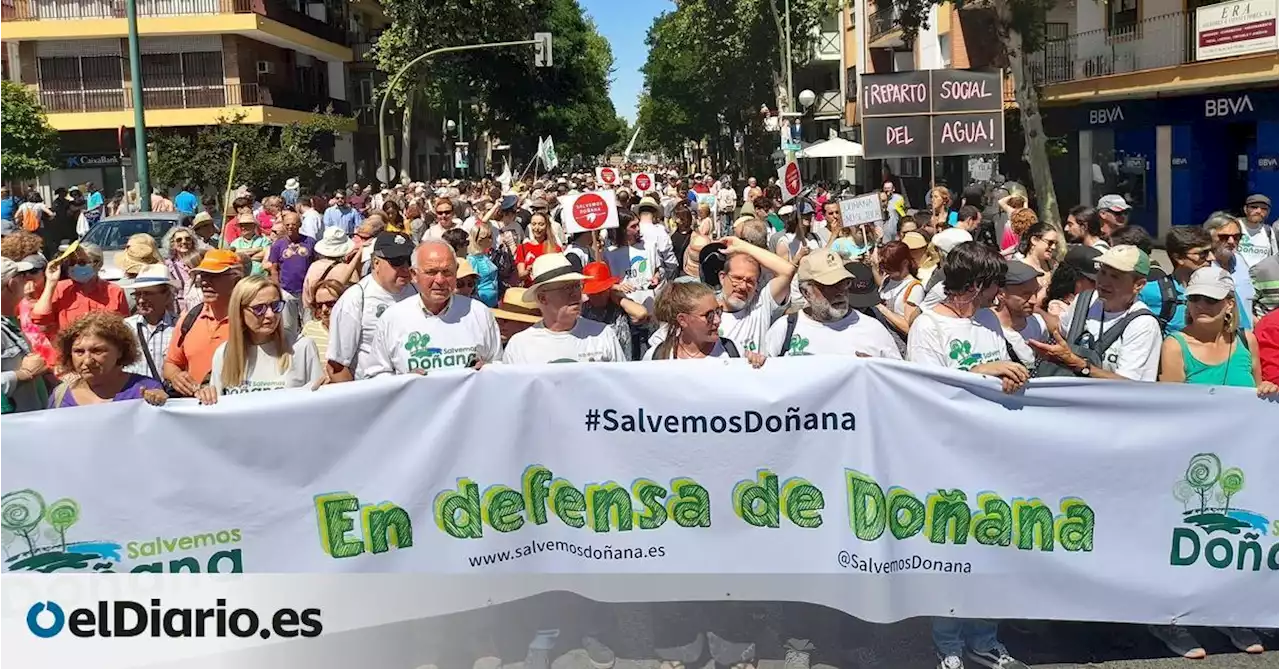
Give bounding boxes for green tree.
[890,0,1061,225]
[45,499,80,552]
[374,0,625,166]
[638,0,834,174]
[1,81,59,182]
[150,111,350,197]
[1218,467,1244,511]
[1,489,47,557]
[1184,453,1222,514]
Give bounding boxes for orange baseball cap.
[194,248,241,274]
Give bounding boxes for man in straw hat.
[366,240,501,376]
[123,263,178,380]
[503,253,628,364]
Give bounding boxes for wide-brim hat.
[124,263,179,289]
[285,178,300,190]
[637,197,662,214]
[314,227,353,258]
[581,261,619,295]
[527,253,585,297]
[493,288,541,323]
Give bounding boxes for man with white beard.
[765,250,901,358]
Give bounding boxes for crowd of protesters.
[2,169,1277,669]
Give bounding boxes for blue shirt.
[174,191,198,215]
[323,205,362,235]
[86,191,104,212]
[1138,269,1252,334]
[0,197,16,222]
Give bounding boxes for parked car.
[79,212,191,270]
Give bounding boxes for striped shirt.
[124,313,176,379]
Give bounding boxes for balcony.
[38,82,351,116]
[1028,10,1194,85]
[2,0,347,46]
[812,29,841,61]
[868,3,904,47]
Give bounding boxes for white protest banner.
[2,360,1276,632]
[560,189,619,234]
[541,136,559,170]
[632,171,656,194]
[840,193,883,227]
[596,166,621,187]
[778,159,802,202]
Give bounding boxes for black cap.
[1064,245,1102,279]
[699,242,728,288]
[1004,260,1043,286]
[844,261,879,309]
[373,232,414,260]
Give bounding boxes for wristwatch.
[1071,358,1090,376]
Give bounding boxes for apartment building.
[2,0,356,193]
[790,9,853,184]
[1033,0,1277,236]
[845,1,1033,203]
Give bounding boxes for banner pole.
[220,142,239,250]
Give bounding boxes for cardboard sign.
[561,190,620,234]
[839,194,883,227]
[632,172,656,194]
[778,160,802,202]
[596,166,620,187]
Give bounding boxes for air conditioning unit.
[256,61,275,75]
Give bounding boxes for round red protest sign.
[784,162,801,197]
[634,173,652,192]
[571,193,609,230]
[599,167,617,185]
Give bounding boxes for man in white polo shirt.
[325,232,418,381]
[366,241,502,376]
[502,253,628,363]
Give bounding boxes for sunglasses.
[1187,294,1225,305]
[1217,233,1243,242]
[245,300,285,317]
[436,210,454,216]
[173,236,195,244]
[456,278,478,289]
[315,299,337,309]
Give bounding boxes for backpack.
[1035,290,1159,377]
[175,304,205,348]
[20,205,41,232]
[1146,266,1180,333]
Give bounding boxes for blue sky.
[579,0,671,123]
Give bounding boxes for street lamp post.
[378,39,540,185]
[446,119,457,179]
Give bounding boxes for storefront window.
[1089,128,1148,217]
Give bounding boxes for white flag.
[497,159,512,191]
[541,136,559,170]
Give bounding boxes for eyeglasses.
[1217,233,1243,242]
[1185,248,1213,259]
[724,274,757,287]
[1041,238,1060,248]
[456,279,478,289]
[245,300,285,317]
[436,209,453,216]
[692,308,723,323]
[315,299,337,309]
[173,236,194,244]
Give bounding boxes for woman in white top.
[875,240,924,337]
[197,275,323,404]
[644,280,764,367]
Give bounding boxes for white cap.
[1184,266,1234,300]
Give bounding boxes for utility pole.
[125,0,151,211]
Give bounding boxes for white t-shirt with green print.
[764,309,902,359]
[906,307,1009,370]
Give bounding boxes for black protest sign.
[862,116,933,159]
[932,112,1005,157]
[931,70,1003,114]
[860,71,931,117]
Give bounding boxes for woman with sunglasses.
[644,280,764,367]
[161,227,204,313]
[1011,222,1059,289]
[301,279,348,364]
[197,275,322,404]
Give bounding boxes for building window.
[140,51,223,109]
[939,33,952,68]
[1106,0,1138,35]
[845,66,857,101]
[37,55,125,112]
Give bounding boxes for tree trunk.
[995,0,1060,228]
[399,92,414,183]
